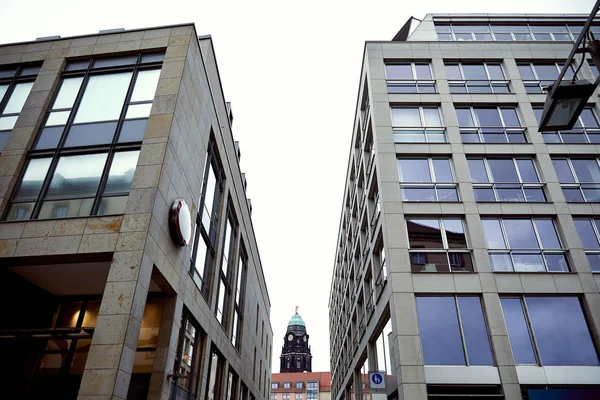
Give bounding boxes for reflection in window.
[574,218,600,272]
[468,158,545,202]
[456,107,525,143]
[385,63,436,93]
[518,62,574,93]
[375,318,393,374]
[391,107,445,143]
[534,107,600,144]
[501,297,599,366]
[552,158,600,202]
[206,349,224,400]
[216,209,237,326]
[407,218,472,272]
[482,218,568,272]
[0,64,39,151]
[398,158,458,201]
[416,296,494,365]
[446,63,509,93]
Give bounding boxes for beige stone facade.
[0,24,272,400]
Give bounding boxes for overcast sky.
[1,0,593,372]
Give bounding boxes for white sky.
[1,0,593,373]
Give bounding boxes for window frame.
[456,106,526,144]
[173,309,205,398]
[216,203,238,328]
[390,106,445,143]
[190,139,224,298]
[0,63,40,152]
[517,62,574,94]
[4,54,163,221]
[534,106,600,144]
[482,218,569,272]
[385,62,436,93]
[573,217,600,272]
[397,157,459,202]
[446,62,510,93]
[231,244,247,349]
[552,157,600,203]
[468,157,546,203]
[406,218,473,272]
[435,23,579,42]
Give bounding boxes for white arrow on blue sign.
[368,371,386,390]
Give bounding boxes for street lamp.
[538,0,600,132]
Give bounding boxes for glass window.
[398,159,431,182]
[0,71,38,152]
[482,218,567,272]
[469,158,544,202]
[5,54,163,221]
[457,107,524,143]
[574,218,600,272]
[416,296,493,365]
[553,158,600,203]
[386,63,435,93]
[501,297,599,366]
[398,158,457,202]
[391,108,421,127]
[392,107,445,143]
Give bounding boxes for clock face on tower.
[288,334,293,341]
[303,335,307,342]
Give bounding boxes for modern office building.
[280,309,313,373]
[271,372,331,400]
[328,13,600,400]
[0,24,273,400]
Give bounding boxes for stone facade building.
[0,24,272,400]
[328,13,600,400]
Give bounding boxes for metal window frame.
[556,157,600,202]
[4,54,163,222]
[216,204,238,328]
[486,218,568,272]
[457,106,526,143]
[391,106,446,143]
[519,61,574,93]
[398,157,459,201]
[385,62,436,93]
[536,105,600,143]
[0,63,41,133]
[447,62,510,93]
[172,309,205,396]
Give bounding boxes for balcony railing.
[393,127,446,143]
[386,79,436,93]
[460,127,526,143]
[409,250,474,272]
[449,79,510,93]
[473,183,546,202]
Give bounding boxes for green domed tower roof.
[287,312,305,327]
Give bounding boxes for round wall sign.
[169,199,192,246]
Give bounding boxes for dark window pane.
[456,109,475,127]
[407,219,443,249]
[0,131,9,152]
[449,252,473,272]
[474,187,495,201]
[387,83,417,93]
[517,65,535,80]
[141,52,165,63]
[104,151,140,194]
[487,64,505,80]
[561,132,587,143]
[12,158,52,201]
[492,83,510,93]
[436,187,459,201]
[481,131,506,143]
[490,253,513,271]
[580,109,599,127]
[417,83,436,93]
[512,252,545,272]
[526,297,599,366]
[414,64,432,80]
[5,202,35,221]
[93,55,138,68]
[544,254,569,272]
[64,122,118,147]
[524,188,546,202]
[118,119,148,142]
[495,186,525,202]
[461,132,480,142]
[500,108,520,127]
[586,254,600,272]
[445,65,462,80]
[482,220,506,249]
[534,64,559,81]
[444,219,467,248]
[416,297,466,365]
[475,33,492,41]
[385,64,413,80]
[475,108,502,127]
[503,219,538,249]
[35,126,64,150]
[575,220,600,249]
[65,60,90,71]
[0,67,17,78]
[458,297,494,365]
[432,159,453,182]
[488,159,519,182]
[543,133,562,143]
[466,82,492,93]
[428,131,446,142]
[508,131,526,143]
[534,219,561,249]
[410,252,449,272]
[398,159,431,182]
[435,24,451,33]
[462,65,487,80]
[572,159,600,182]
[468,159,488,183]
[534,33,552,40]
[552,159,574,183]
[563,187,584,202]
[449,83,468,93]
[583,186,600,202]
[46,153,107,199]
[514,33,532,40]
[516,159,539,182]
[500,298,536,364]
[19,65,41,76]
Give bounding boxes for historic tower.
[280,308,312,372]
